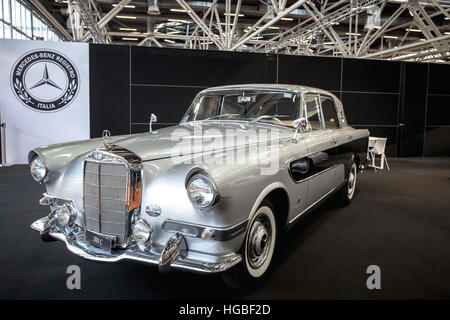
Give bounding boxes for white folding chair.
[368,137,390,171]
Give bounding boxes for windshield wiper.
[250,115,289,124]
[203,114,241,121]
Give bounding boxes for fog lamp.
[133,219,152,245]
[56,205,74,226]
[201,229,215,240]
[145,204,162,217]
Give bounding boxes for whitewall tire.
[222,200,277,288]
[244,204,276,278]
[336,159,357,205]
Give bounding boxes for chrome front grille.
[83,161,129,245]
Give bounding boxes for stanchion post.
[0,122,6,167]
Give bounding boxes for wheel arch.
[247,182,290,233]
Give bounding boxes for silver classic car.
[30,84,369,287]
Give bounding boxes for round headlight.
[30,156,48,183]
[187,174,219,208]
[56,205,74,227]
[133,219,152,245]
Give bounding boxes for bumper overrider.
[31,213,242,274]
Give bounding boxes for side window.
[320,96,339,129]
[304,94,323,130]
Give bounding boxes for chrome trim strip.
[288,187,336,224]
[288,163,339,184]
[162,219,248,241]
[30,217,241,274]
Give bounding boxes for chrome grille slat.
[84,194,126,201]
[84,182,127,189]
[83,160,129,245]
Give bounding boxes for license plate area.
[85,230,115,252]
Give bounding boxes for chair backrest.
[371,137,387,154]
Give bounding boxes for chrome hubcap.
[348,165,356,196]
[247,214,272,269]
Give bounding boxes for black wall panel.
[426,95,450,126]
[399,63,428,157]
[131,123,169,134]
[428,64,450,95]
[424,127,450,156]
[277,55,341,91]
[342,93,399,126]
[131,85,198,124]
[89,44,130,138]
[342,59,400,93]
[131,47,277,86]
[89,44,449,157]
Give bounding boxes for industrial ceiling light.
[168,19,189,23]
[224,13,245,17]
[122,37,138,40]
[148,0,160,15]
[405,28,421,32]
[164,39,176,43]
[170,8,189,13]
[112,4,135,8]
[117,15,136,19]
[281,17,294,21]
[383,35,399,39]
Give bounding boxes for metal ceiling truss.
[71,0,105,43]
[268,0,386,52]
[80,0,132,42]
[30,0,450,64]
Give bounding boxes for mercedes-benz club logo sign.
[10,49,80,112]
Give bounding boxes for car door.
[302,93,337,207]
[320,95,351,187]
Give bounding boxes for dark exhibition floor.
[0,158,449,299]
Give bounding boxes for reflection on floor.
[0,158,449,299]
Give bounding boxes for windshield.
[180,90,301,127]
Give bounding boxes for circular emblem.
[10,49,79,112]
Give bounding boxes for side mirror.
[292,117,307,142]
[149,113,158,133]
[293,117,307,129]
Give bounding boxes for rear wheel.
[336,160,357,205]
[221,200,277,288]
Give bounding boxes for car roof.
[199,84,336,97]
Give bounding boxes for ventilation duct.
[264,4,276,22]
[365,5,381,30]
[148,0,160,15]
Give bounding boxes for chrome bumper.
[31,217,242,274]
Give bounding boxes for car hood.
[113,121,293,161]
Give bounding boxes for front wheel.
[221,200,277,289]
